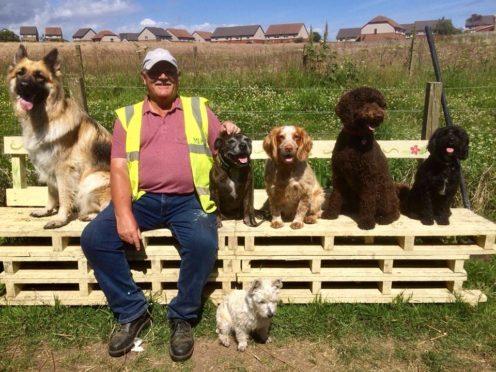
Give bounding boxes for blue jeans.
[81,193,218,324]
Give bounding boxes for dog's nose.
[267,309,273,318]
[239,143,247,151]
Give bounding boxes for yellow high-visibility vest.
[115,96,216,213]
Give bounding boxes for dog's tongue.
[368,125,376,132]
[446,147,454,154]
[238,156,248,164]
[19,98,33,111]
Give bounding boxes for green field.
[0,35,495,369]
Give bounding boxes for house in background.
[465,14,495,32]
[211,25,265,43]
[20,26,39,42]
[72,28,96,41]
[45,27,63,41]
[265,23,308,42]
[119,33,139,42]
[92,30,120,42]
[138,27,172,41]
[336,27,361,41]
[359,15,405,42]
[401,20,444,37]
[192,31,212,42]
[166,28,195,42]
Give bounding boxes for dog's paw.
[420,218,435,226]
[31,208,57,218]
[290,221,304,229]
[270,221,284,229]
[79,213,97,222]
[44,219,69,229]
[237,342,247,352]
[304,215,318,224]
[436,217,450,225]
[357,219,375,230]
[322,209,338,220]
[218,335,230,348]
[265,336,273,344]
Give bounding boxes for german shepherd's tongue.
[18,97,33,111]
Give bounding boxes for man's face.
[141,61,179,101]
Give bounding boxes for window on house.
[374,28,377,34]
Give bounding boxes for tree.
[0,29,20,42]
[434,17,461,35]
[311,31,321,43]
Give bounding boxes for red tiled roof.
[45,27,62,36]
[193,31,212,40]
[166,28,194,39]
[20,26,38,35]
[366,16,404,30]
[92,30,118,40]
[265,23,305,36]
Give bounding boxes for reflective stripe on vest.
[114,97,216,213]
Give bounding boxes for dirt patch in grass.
[4,335,496,371]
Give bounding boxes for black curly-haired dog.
[323,86,400,230]
[399,125,469,225]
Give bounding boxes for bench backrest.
[3,136,428,207]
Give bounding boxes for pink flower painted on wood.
[410,144,420,155]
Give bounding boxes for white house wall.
[362,23,394,34]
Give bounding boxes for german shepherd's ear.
[43,48,60,74]
[14,44,28,64]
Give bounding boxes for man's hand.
[111,158,142,251]
[221,120,240,134]
[116,212,143,251]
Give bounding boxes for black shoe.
[169,319,194,362]
[108,311,151,357]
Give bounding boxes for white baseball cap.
[142,48,178,71]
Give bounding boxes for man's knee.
[81,220,99,255]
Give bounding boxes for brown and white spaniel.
[263,125,325,229]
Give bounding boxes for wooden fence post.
[407,26,416,77]
[74,44,85,80]
[72,45,88,112]
[67,76,88,112]
[193,45,198,80]
[421,81,442,140]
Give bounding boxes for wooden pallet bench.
[1,135,495,306]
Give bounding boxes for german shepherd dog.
[8,45,111,229]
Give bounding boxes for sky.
[0,0,494,40]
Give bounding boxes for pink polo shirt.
[111,96,222,194]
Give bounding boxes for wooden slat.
[250,140,429,160]
[5,136,428,159]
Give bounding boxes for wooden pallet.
[0,207,495,306]
[0,208,237,305]
[2,132,496,306]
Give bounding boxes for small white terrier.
[216,278,283,351]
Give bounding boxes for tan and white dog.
[216,279,282,351]
[7,45,111,229]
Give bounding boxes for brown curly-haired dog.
[323,87,400,230]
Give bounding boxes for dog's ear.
[272,279,283,290]
[43,48,60,74]
[214,137,224,151]
[14,44,28,64]
[335,93,353,126]
[263,127,279,161]
[427,128,440,154]
[296,127,312,161]
[248,279,262,295]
